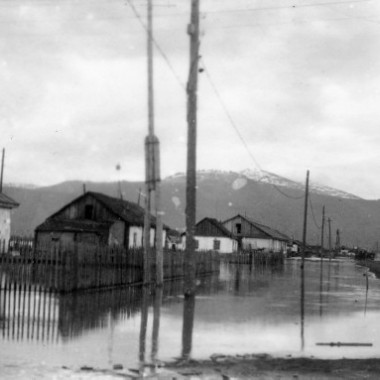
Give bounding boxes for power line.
[201,58,304,201]
[126,0,185,90]
[309,196,322,229]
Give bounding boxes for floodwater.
[1,258,380,378]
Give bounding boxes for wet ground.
[1,258,379,378]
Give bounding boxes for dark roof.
[0,192,19,209]
[49,191,169,229]
[90,192,148,225]
[223,214,290,241]
[36,218,112,233]
[196,217,236,239]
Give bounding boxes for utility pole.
[301,170,310,269]
[328,218,332,260]
[320,205,325,259]
[143,0,163,285]
[184,0,200,296]
[0,148,4,193]
[300,170,309,352]
[335,228,340,254]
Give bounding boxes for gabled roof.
[223,214,290,241]
[0,192,19,209]
[182,217,237,239]
[48,191,168,228]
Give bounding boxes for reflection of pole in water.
[181,293,195,360]
[300,263,305,351]
[234,265,240,293]
[107,311,115,367]
[151,287,163,366]
[139,287,149,375]
[364,272,369,316]
[319,262,323,318]
[319,206,325,317]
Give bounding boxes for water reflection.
[181,293,195,360]
[1,259,378,375]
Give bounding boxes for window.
[235,223,242,234]
[133,233,137,247]
[85,205,94,219]
[194,239,199,249]
[213,239,221,250]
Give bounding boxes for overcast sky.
[1,0,380,199]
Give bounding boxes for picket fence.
[0,241,220,292]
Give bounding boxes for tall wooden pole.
[0,148,5,193]
[320,206,325,259]
[328,218,332,260]
[184,0,200,296]
[143,0,164,285]
[301,170,310,269]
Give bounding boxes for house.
[222,214,289,253]
[0,192,19,253]
[181,217,238,254]
[35,191,167,249]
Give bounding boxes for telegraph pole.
[184,0,200,296]
[328,218,332,260]
[143,0,164,285]
[335,229,340,254]
[301,170,310,269]
[320,205,325,259]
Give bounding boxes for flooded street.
[1,259,380,378]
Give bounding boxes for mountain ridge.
[3,169,378,249]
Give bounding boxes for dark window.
[85,205,94,219]
[236,223,242,234]
[133,233,137,247]
[195,239,199,249]
[213,239,221,250]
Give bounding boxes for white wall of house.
[108,221,125,246]
[0,208,11,253]
[181,235,237,254]
[128,226,143,248]
[242,237,286,252]
[128,226,167,248]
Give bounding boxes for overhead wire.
[309,196,322,229]
[201,58,304,200]
[126,0,185,90]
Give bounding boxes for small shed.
[181,217,238,254]
[222,214,289,253]
[35,191,167,249]
[0,192,19,253]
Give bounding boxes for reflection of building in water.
[0,276,220,344]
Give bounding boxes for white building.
[0,192,19,253]
[181,217,238,254]
[222,214,289,253]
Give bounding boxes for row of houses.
[180,215,289,254]
[1,190,291,255]
[33,191,290,254]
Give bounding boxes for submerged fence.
[221,251,285,266]
[0,242,219,292]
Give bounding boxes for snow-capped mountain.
[165,169,361,200]
[241,169,361,200]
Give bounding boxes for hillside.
[4,170,380,249]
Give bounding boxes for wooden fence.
[0,242,220,292]
[221,251,285,266]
